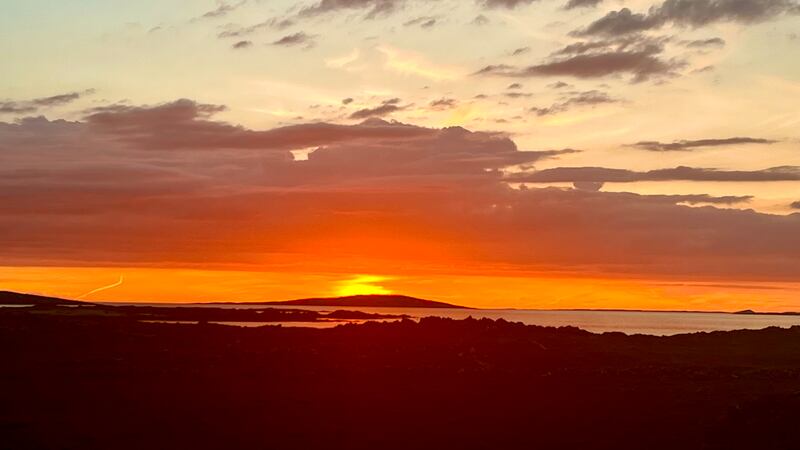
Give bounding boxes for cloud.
[4,99,800,280]
[510,165,800,182]
[574,0,800,37]
[564,0,603,9]
[197,1,246,20]
[349,98,407,119]
[791,201,800,209]
[429,98,458,110]
[507,83,523,89]
[404,16,438,28]
[342,97,354,105]
[511,46,531,56]
[479,0,538,8]
[683,37,726,48]
[476,37,683,82]
[530,90,620,116]
[548,81,572,89]
[299,0,406,19]
[0,90,95,115]
[232,40,252,49]
[472,14,491,25]
[629,137,778,151]
[272,32,315,47]
[217,17,294,39]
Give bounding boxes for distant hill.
[0,291,88,306]
[231,294,469,309]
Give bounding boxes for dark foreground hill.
[1,309,799,450]
[227,294,468,309]
[0,290,87,306]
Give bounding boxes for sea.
[101,303,800,336]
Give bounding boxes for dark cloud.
[575,0,800,37]
[511,46,531,56]
[217,17,295,39]
[683,37,726,48]
[0,90,95,115]
[84,99,432,150]
[429,98,458,110]
[349,98,406,119]
[198,1,246,20]
[564,0,603,9]
[791,201,800,209]
[504,92,533,99]
[299,0,406,19]
[479,0,538,8]
[530,90,619,116]
[476,38,683,82]
[272,32,315,47]
[232,40,252,49]
[507,83,523,89]
[573,181,604,191]
[404,16,438,28]
[472,14,490,25]
[548,81,572,89]
[573,8,659,36]
[342,98,354,105]
[510,165,800,183]
[630,137,778,151]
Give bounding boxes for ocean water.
[111,303,800,336]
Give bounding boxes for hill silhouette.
[234,294,468,309]
[0,290,88,306]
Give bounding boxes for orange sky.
[2,0,800,310]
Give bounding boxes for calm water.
[109,303,800,336]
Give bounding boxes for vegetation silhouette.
[1,300,799,449]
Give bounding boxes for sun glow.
[335,275,394,297]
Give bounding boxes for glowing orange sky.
[2,0,800,310]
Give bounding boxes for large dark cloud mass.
[2,99,800,279]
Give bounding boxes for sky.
[1,0,800,310]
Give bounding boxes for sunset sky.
[2,0,800,310]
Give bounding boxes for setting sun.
[335,275,394,297]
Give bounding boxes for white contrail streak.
[77,275,124,299]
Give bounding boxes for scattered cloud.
[480,0,538,9]
[218,17,294,39]
[232,40,252,49]
[472,14,490,25]
[511,165,800,182]
[272,32,315,48]
[349,98,406,119]
[511,47,531,56]
[429,98,458,110]
[404,16,438,28]
[629,137,778,151]
[564,0,603,9]
[574,0,800,37]
[299,0,406,19]
[682,37,726,48]
[197,1,246,20]
[530,90,620,116]
[0,90,95,115]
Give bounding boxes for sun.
[335,275,394,297]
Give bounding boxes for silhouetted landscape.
[211,293,469,308]
[2,297,800,449]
